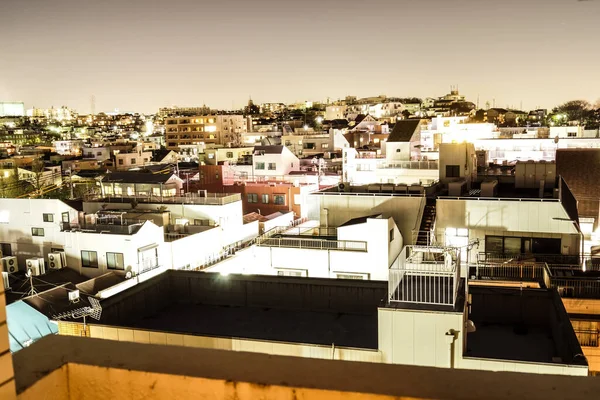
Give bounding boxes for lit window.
[262,194,269,204]
[43,213,54,222]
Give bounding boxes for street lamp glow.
[315,116,323,124]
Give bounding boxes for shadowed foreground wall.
[13,335,600,400]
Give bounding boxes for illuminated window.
[43,213,54,222]
[262,194,269,204]
[62,212,69,223]
[32,227,45,237]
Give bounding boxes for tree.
[552,100,593,125]
[30,159,46,195]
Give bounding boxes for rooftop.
[97,271,386,349]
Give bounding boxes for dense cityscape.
[2,0,600,398]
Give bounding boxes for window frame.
[106,252,125,270]
[261,194,269,204]
[31,227,45,237]
[267,162,276,171]
[255,162,265,170]
[43,213,54,223]
[81,250,99,268]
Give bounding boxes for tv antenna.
[53,297,103,332]
[25,269,37,297]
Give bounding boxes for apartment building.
[164,115,247,150]
[114,144,152,170]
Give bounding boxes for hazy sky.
[1,0,599,113]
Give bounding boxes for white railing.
[91,193,241,205]
[382,161,439,170]
[389,246,460,307]
[257,237,367,252]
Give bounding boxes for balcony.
[89,193,242,206]
[61,221,145,235]
[255,226,367,251]
[382,161,439,170]
[13,335,599,400]
[257,236,367,252]
[388,246,461,307]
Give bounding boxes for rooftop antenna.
[26,269,37,297]
[53,296,102,334]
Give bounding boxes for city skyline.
[1,0,599,113]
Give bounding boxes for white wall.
[162,228,223,270]
[436,199,580,262]
[209,217,401,281]
[377,307,587,376]
[0,199,78,267]
[64,221,165,278]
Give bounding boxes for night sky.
[1,0,599,113]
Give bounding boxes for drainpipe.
[445,330,457,368]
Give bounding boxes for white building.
[208,215,402,281]
[115,144,153,170]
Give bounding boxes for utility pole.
[69,169,74,199]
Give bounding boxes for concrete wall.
[20,335,600,400]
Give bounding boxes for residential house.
[100,171,183,198]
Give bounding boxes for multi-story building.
[164,115,247,150]
[0,102,25,117]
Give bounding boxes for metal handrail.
[439,196,559,202]
[256,237,367,252]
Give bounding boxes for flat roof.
[98,271,387,349]
[126,303,377,349]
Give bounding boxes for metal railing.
[62,222,144,235]
[382,161,439,170]
[478,252,593,267]
[389,246,460,307]
[256,236,367,252]
[279,226,338,237]
[574,329,599,347]
[412,230,437,246]
[90,193,241,205]
[439,196,559,202]
[552,277,600,299]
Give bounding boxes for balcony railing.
[381,161,439,170]
[62,222,144,235]
[90,193,241,205]
[389,246,460,307]
[574,329,599,347]
[256,236,367,252]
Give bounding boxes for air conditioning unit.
[26,258,45,276]
[68,289,80,303]
[2,256,18,274]
[48,252,66,270]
